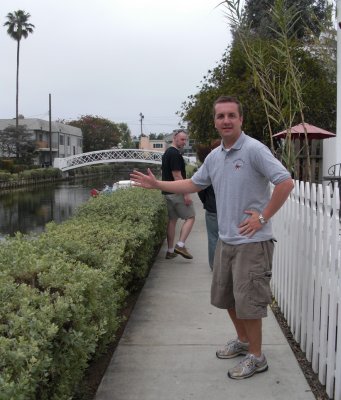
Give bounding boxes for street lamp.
[139,112,144,135]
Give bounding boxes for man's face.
[214,102,243,144]
[174,132,187,149]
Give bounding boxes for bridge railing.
[54,149,197,171]
[54,149,164,171]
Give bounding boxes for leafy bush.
[0,159,15,172]
[0,188,167,399]
[0,171,12,182]
[11,164,28,173]
[0,267,60,400]
[186,163,198,178]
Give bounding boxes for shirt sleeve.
[191,162,212,189]
[252,145,291,185]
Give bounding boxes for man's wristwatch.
[258,214,267,225]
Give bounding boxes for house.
[0,118,83,166]
[139,135,166,151]
[139,129,196,158]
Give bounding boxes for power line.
[24,111,49,118]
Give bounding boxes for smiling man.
[131,96,294,380]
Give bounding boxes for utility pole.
[139,112,144,135]
[49,93,52,166]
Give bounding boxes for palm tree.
[4,10,35,130]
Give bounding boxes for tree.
[149,133,166,140]
[0,124,36,163]
[4,10,35,131]
[180,0,335,181]
[179,46,266,145]
[220,0,335,180]
[117,122,133,148]
[243,0,331,40]
[67,115,121,152]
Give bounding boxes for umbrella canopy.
[273,123,336,140]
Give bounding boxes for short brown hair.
[213,96,243,118]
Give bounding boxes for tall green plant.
[4,10,35,131]
[219,0,314,180]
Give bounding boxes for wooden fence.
[272,180,341,400]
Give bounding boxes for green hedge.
[0,187,167,399]
[18,168,62,180]
[0,171,12,182]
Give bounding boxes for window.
[67,136,70,146]
[60,135,64,145]
[153,143,163,149]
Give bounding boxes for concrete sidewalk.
[95,197,314,400]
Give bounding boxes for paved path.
[95,197,314,400]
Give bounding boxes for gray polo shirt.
[191,132,291,245]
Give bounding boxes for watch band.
[258,214,267,225]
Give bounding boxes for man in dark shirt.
[198,184,217,270]
[197,141,220,270]
[162,130,195,259]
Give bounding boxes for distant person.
[162,130,195,260]
[197,141,220,270]
[131,96,293,380]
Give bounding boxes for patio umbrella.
[273,123,336,140]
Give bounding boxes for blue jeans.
[205,211,219,270]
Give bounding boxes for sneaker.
[174,244,193,259]
[216,339,249,359]
[228,353,268,380]
[165,252,178,259]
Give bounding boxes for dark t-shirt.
[197,185,217,213]
[161,146,186,195]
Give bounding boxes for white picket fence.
[272,180,341,400]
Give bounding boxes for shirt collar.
[219,131,246,152]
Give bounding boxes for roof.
[273,123,335,140]
[0,118,82,137]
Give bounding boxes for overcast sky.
[1,0,232,137]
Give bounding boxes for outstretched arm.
[130,168,200,193]
[172,170,193,205]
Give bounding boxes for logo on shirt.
[233,159,245,170]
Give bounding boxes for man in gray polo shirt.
[131,96,293,380]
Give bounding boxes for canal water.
[0,174,128,239]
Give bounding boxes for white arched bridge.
[53,148,195,172]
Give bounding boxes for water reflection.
[0,174,127,238]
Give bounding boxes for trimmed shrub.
[0,188,167,399]
[0,273,58,400]
[0,171,12,182]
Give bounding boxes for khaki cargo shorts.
[164,194,195,220]
[211,239,274,319]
